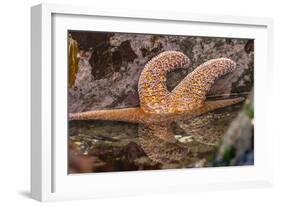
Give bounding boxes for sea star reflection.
[69,51,245,163]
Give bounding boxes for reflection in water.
[177,112,236,146]
[69,102,244,173]
[68,51,251,173]
[138,123,188,164]
[136,103,240,164]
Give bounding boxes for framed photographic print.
[31,3,274,201]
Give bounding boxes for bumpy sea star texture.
[138,123,188,164]
[68,50,245,166]
[68,32,253,113]
[68,102,247,167]
[69,51,243,124]
[68,32,254,167]
[138,51,190,113]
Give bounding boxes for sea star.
[69,51,244,164]
[69,51,243,125]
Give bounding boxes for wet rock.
[68,98,250,172]
[212,92,254,166]
[68,31,254,172]
[123,91,140,106]
[68,32,253,113]
[244,39,254,54]
[68,142,106,173]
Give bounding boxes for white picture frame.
[31,3,274,202]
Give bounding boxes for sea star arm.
[69,52,243,123]
[145,122,175,142]
[138,51,189,113]
[202,97,244,113]
[186,97,244,118]
[69,107,145,123]
[171,58,237,110]
[138,123,188,163]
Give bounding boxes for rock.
[68,142,106,173]
[68,31,254,171]
[68,32,254,112]
[212,92,254,166]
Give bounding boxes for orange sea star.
[69,51,243,124]
[70,51,245,164]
